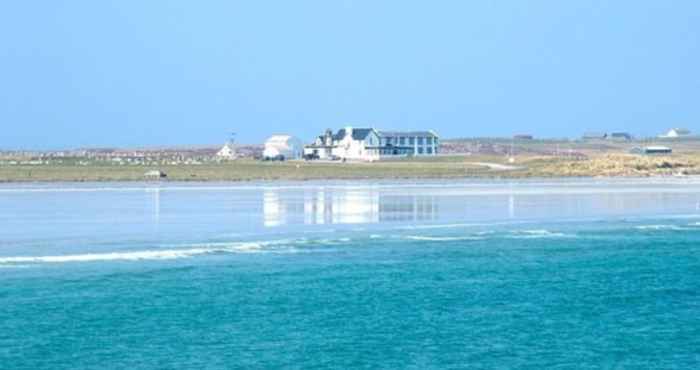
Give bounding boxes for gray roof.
[333,128,375,141]
[610,132,632,137]
[378,130,438,137]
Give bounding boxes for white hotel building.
[304,127,439,161]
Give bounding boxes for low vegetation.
[2,153,699,182]
[0,158,489,182]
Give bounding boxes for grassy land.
[0,158,491,182]
[1,153,699,182]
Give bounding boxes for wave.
[634,224,694,231]
[405,235,485,242]
[0,241,294,265]
[0,236,361,265]
[505,230,574,239]
[398,221,533,231]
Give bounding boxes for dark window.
[426,137,433,144]
[418,148,424,154]
[417,137,424,145]
[409,137,415,145]
[427,147,432,154]
[399,137,406,145]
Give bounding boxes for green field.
[0,158,495,182]
[2,152,699,182]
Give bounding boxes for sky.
[1,1,699,149]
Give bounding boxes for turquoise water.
[2,180,700,368]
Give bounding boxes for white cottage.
[305,127,381,161]
[216,143,236,159]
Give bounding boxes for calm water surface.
[1,179,700,369]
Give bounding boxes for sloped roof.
[333,128,375,141]
[378,130,438,137]
[265,135,300,145]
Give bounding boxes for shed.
[263,135,303,160]
[144,170,167,179]
[661,128,691,138]
[643,146,672,155]
[609,132,633,141]
[217,143,236,159]
[582,132,607,140]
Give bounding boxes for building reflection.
[263,185,700,227]
[263,188,439,227]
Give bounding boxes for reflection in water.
[148,187,161,223]
[263,188,439,227]
[257,182,700,228]
[508,194,515,219]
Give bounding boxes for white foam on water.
[0,241,297,265]
[405,235,485,242]
[398,220,533,231]
[634,224,693,231]
[506,230,574,239]
[400,223,483,230]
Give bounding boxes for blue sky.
[1,1,698,149]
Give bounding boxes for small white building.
[263,135,303,160]
[216,143,236,159]
[660,128,691,138]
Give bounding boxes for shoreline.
[0,173,693,184]
[2,175,699,187]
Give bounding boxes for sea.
[1,179,700,369]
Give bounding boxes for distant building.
[660,128,691,138]
[304,127,439,161]
[304,127,381,161]
[144,170,167,179]
[513,134,533,140]
[262,135,303,160]
[631,146,672,155]
[609,132,633,141]
[377,131,439,156]
[216,143,236,159]
[582,132,608,140]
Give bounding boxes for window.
[418,148,424,154]
[409,137,415,145]
[399,137,405,146]
[427,147,432,154]
[426,137,433,144]
[417,137,424,145]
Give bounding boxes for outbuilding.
[217,143,236,159]
[263,135,303,160]
[661,128,691,138]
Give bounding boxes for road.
[468,162,524,171]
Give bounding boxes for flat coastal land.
[3,138,700,182]
[2,153,700,182]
